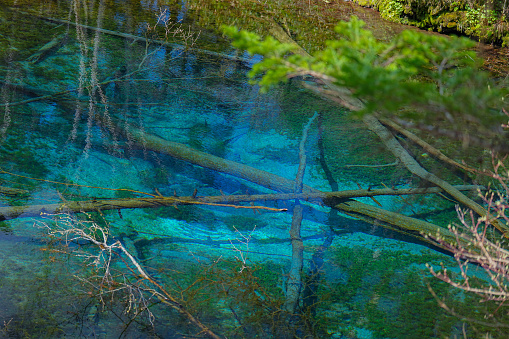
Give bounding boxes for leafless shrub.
[426,152,509,330]
[35,212,221,338]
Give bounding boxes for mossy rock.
[378,0,406,23]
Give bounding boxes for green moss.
[113,187,138,199]
[316,245,509,337]
[355,0,376,6]
[138,167,170,189]
[223,215,268,232]
[0,221,12,233]
[0,134,49,192]
[378,0,407,24]
[352,0,509,43]
[317,246,452,336]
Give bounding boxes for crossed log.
[0,14,495,252]
[0,119,480,250]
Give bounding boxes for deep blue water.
[0,1,489,338]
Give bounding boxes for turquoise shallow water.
[0,1,492,338]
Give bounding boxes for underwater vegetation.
[0,0,507,338]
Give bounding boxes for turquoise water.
[0,1,492,338]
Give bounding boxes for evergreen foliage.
[223,17,508,151]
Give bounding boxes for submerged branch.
[0,185,483,221]
[0,185,29,196]
[380,118,476,174]
[26,32,69,64]
[285,112,318,314]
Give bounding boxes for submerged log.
[334,200,458,244]
[285,113,318,314]
[119,123,459,248]
[0,185,483,221]
[266,20,509,236]
[124,123,318,194]
[26,33,69,64]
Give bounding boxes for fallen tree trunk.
[124,124,318,194]
[120,123,459,248]
[0,185,483,221]
[379,118,476,174]
[334,200,458,244]
[266,20,509,236]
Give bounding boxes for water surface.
[0,1,486,338]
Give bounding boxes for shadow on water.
[0,1,492,338]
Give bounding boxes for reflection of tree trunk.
[13,9,253,64]
[379,118,476,174]
[302,232,334,317]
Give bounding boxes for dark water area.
[0,1,493,338]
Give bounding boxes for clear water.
[0,1,490,338]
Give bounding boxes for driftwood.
[266,20,509,236]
